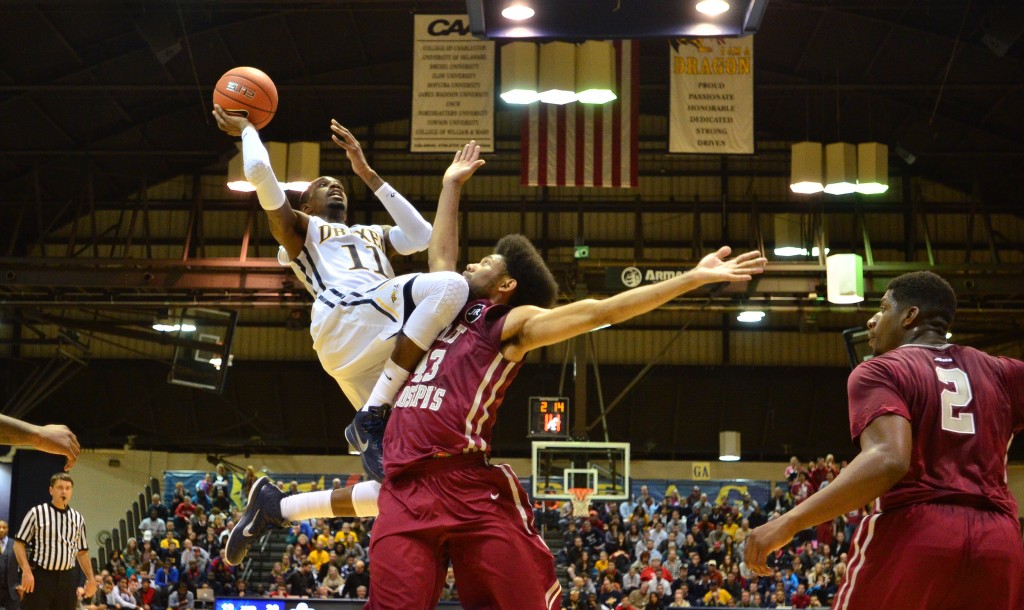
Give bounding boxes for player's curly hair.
[495,234,559,308]
[886,271,956,329]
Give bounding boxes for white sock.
[280,490,334,522]
[363,358,410,410]
[351,481,381,517]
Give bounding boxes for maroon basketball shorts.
[833,502,1024,610]
[367,453,562,610]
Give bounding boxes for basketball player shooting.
[744,271,1024,610]
[213,107,484,564]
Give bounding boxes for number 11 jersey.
[278,216,395,298]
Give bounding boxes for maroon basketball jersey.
[382,299,523,477]
[848,343,1024,519]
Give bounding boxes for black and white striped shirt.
[14,502,88,571]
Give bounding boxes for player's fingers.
[335,124,356,143]
[452,147,463,164]
[69,433,81,455]
[734,250,765,262]
[331,135,352,150]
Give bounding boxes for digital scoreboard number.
[529,396,570,438]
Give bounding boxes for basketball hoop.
[568,487,595,517]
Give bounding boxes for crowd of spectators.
[82,454,863,608]
[79,465,395,608]
[547,454,860,609]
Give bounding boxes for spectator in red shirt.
[790,472,812,505]
[638,560,671,585]
[790,583,812,608]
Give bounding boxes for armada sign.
[606,266,691,289]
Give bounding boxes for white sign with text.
[411,15,494,153]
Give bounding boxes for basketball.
[213,67,278,129]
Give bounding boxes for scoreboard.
[528,396,570,438]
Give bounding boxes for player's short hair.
[495,234,559,308]
[886,271,956,329]
[298,183,316,207]
[50,472,73,487]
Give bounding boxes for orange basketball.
[213,67,278,129]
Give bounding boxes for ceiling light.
[690,23,723,36]
[736,311,765,323]
[538,42,577,105]
[773,214,803,257]
[856,142,889,194]
[227,141,289,192]
[696,0,730,16]
[284,142,320,192]
[826,253,865,304]
[502,26,537,37]
[824,142,858,195]
[153,321,197,333]
[575,40,617,104]
[719,431,741,461]
[501,3,535,20]
[500,42,539,104]
[790,141,823,194]
[226,152,255,192]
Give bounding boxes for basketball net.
[568,488,594,517]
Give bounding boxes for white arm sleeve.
[241,126,287,211]
[374,182,432,255]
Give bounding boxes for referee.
[13,472,96,610]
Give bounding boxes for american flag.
[521,40,639,188]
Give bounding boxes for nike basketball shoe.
[344,405,391,483]
[224,476,288,565]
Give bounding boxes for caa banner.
[411,15,495,153]
[669,36,754,154]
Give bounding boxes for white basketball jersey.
[278,216,396,297]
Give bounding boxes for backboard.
[532,441,630,500]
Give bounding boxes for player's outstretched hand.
[743,518,794,577]
[35,424,81,471]
[212,104,254,137]
[330,120,374,180]
[443,141,486,187]
[693,246,766,284]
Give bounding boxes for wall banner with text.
[669,36,754,154]
[411,15,494,153]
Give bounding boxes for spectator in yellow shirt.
[703,581,733,606]
[334,522,358,547]
[722,515,739,539]
[159,530,180,552]
[308,541,329,571]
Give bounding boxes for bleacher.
[93,476,161,576]
[238,524,291,590]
